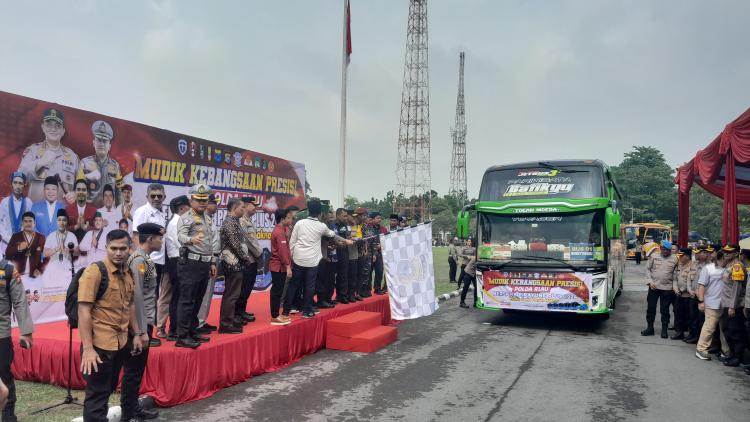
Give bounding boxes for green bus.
[456,160,625,316]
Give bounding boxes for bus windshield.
[478,210,606,264]
[479,165,605,201]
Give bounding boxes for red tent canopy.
[675,107,750,246]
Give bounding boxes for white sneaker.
[695,351,711,360]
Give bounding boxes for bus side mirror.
[606,208,620,239]
[456,210,471,240]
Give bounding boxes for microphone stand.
[31,244,82,414]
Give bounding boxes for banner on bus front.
[479,270,592,312]
[0,90,306,324]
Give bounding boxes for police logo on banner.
[178,139,187,156]
[233,152,242,168]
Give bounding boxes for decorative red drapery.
[675,107,750,246]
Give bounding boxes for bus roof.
[484,159,607,174]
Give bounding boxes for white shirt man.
[695,260,728,359]
[132,185,167,266]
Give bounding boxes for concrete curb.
[436,285,473,302]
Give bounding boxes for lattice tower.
[449,51,467,206]
[395,0,432,221]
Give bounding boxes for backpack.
[65,261,108,328]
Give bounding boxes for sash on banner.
[381,223,438,320]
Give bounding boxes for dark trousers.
[458,264,467,286]
[316,260,332,303]
[347,259,359,299]
[687,297,704,338]
[82,343,131,422]
[220,270,244,328]
[359,253,372,295]
[166,257,180,335]
[460,274,477,304]
[723,308,748,359]
[371,253,384,292]
[635,252,642,265]
[176,259,211,338]
[448,257,457,282]
[334,251,349,300]
[673,296,690,333]
[646,288,673,326]
[121,327,152,419]
[283,263,318,314]
[269,271,287,318]
[235,262,258,316]
[318,260,335,302]
[0,337,16,419]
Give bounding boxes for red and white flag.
[345,0,352,65]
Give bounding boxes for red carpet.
[10,292,391,406]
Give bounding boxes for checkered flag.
[381,222,438,320]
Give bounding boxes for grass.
[14,247,454,419]
[14,381,119,422]
[432,246,460,296]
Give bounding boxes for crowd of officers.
[642,240,750,374]
[0,181,414,422]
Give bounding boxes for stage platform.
[10,291,391,406]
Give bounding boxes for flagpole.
[338,0,349,208]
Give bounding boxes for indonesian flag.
[345,0,352,65]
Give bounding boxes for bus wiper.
[492,257,540,269]
[517,255,584,272]
[537,162,589,174]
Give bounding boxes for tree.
[610,146,677,224]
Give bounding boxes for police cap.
[137,222,164,237]
[722,244,740,253]
[92,120,114,141]
[241,196,258,205]
[42,107,64,124]
[676,248,692,258]
[189,183,211,200]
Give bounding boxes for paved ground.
[160,262,750,422]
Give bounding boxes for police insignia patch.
[139,263,146,274]
[731,263,745,281]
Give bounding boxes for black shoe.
[670,332,685,340]
[242,314,257,323]
[148,338,162,347]
[723,357,741,367]
[745,367,750,375]
[302,311,315,319]
[122,418,145,422]
[203,323,218,331]
[338,297,350,304]
[354,296,364,302]
[218,325,243,334]
[175,338,200,349]
[374,290,382,295]
[312,307,321,314]
[360,292,372,298]
[166,333,178,342]
[136,407,159,420]
[660,325,668,339]
[196,326,212,335]
[718,353,733,363]
[459,302,469,308]
[640,327,655,336]
[317,301,334,309]
[708,347,721,355]
[683,336,698,344]
[242,312,255,319]
[191,334,210,343]
[668,325,675,330]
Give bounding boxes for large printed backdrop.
[0,90,306,324]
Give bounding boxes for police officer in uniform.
[641,240,678,338]
[120,223,162,421]
[719,245,747,367]
[0,259,33,421]
[175,184,217,349]
[77,120,123,208]
[18,108,79,204]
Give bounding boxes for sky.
[2,1,750,205]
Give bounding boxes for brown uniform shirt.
[674,260,697,298]
[78,258,135,351]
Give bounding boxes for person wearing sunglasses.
[132,183,167,347]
